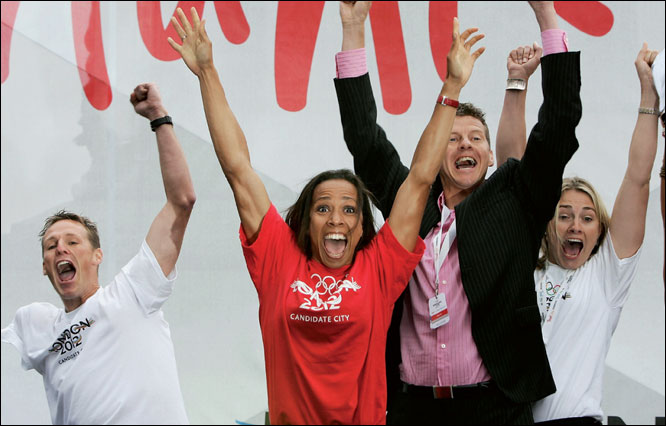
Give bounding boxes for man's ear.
[43,261,47,276]
[93,248,103,266]
[488,149,495,168]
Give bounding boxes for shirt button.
[441,344,446,349]
[441,280,447,285]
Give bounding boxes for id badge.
[429,293,449,329]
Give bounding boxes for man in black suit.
[334,1,580,424]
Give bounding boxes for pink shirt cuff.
[335,48,368,79]
[541,29,569,56]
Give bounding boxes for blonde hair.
[536,177,610,269]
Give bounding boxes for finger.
[452,17,459,41]
[510,50,518,63]
[527,48,535,61]
[465,33,484,50]
[176,7,192,34]
[516,46,524,63]
[201,19,208,40]
[170,16,186,39]
[460,27,479,42]
[471,46,486,60]
[646,50,657,66]
[523,45,533,62]
[190,6,201,29]
[167,37,182,53]
[533,41,543,58]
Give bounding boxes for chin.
[323,256,349,269]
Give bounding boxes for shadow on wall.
[1,86,296,424]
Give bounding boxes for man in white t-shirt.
[1,83,196,425]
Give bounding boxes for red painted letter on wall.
[429,1,457,83]
[274,1,325,112]
[369,1,411,115]
[1,1,20,83]
[72,1,112,110]
[554,1,613,37]
[214,1,250,45]
[138,1,205,61]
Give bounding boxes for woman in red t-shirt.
[168,5,484,424]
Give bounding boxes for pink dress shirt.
[334,28,567,387]
[398,194,490,386]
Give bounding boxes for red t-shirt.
[240,204,424,425]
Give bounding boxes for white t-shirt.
[532,232,641,422]
[1,241,189,425]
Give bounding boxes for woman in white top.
[495,42,662,425]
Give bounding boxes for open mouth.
[56,260,77,282]
[561,239,583,259]
[323,233,347,259]
[455,156,477,169]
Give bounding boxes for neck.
[440,176,478,209]
[63,283,100,313]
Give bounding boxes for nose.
[55,240,70,254]
[459,136,473,149]
[327,209,343,226]
[568,218,583,233]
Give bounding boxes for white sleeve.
[598,231,642,308]
[1,318,33,371]
[1,303,59,373]
[115,240,178,315]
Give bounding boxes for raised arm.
[334,1,409,221]
[340,0,370,51]
[609,44,661,259]
[495,42,542,166]
[388,18,484,251]
[130,83,196,276]
[168,7,270,243]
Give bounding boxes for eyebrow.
[559,205,596,212]
[314,195,356,202]
[451,129,484,135]
[44,233,81,242]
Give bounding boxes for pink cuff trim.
[335,48,368,79]
[541,29,569,56]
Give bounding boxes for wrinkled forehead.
[559,189,595,209]
[313,179,359,202]
[452,115,486,134]
[43,220,88,242]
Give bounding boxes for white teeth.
[455,157,477,166]
[567,239,583,243]
[57,260,73,274]
[325,234,346,241]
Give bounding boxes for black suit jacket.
[334,52,581,404]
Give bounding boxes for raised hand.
[340,1,371,27]
[635,42,660,96]
[340,1,372,51]
[167,7,212,77]
[507,42,542,81]
[446,17,485,89]
[130,83,167,121]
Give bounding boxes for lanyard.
[431,206,456,296]
[537,267,575,344]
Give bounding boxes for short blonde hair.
[537,177,610,269]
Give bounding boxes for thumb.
[533,41,543,56]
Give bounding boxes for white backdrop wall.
[1,1,664,424]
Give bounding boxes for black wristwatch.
[150,115,173,131]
